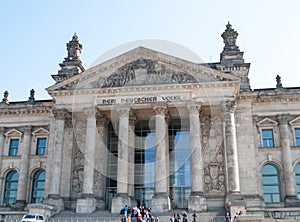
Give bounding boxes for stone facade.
[1,23,300,220]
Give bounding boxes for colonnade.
[45,99,242,213]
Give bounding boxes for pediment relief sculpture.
[100,58,197,87]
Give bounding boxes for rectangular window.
[9,139,19,156]
[36,138,47,155]
[295,128,300,147]
[262,129,274,148]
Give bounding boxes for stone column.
[128,115,137,206]
[223,100,243,212]
[15,126,31,209]
[44,109,67,211]
[278,114,299,205]
[95,116,107,209]
[223,100,240,194]
[76,109,97,213]
[151,103,170,213]
[0,127,5,166]
[0,127,4,205]
[187,102,206,211]
[111,106,130,213]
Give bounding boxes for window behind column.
[295,128,300,147]
[169,119,191,209]
[262,129,274,148]
[296,164,300,199]
[36,138,47,155]
[31,170,45,203]
[3,170,19,206]
[262,164,281,203]
[9,139,19,156]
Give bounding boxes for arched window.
[3,170,19,206]
[295,164,300,199]
[262,164,281,203]
[31,170,45,203]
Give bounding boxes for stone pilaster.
[222,100,244,210]
[14,126,32,210]
[278,114,300,206]
[76,109,97,213]
[111,106,130,213]
[0,127,5,164]
[44,109,67,211]
[0,127,4,206]
[187,101,206,211]
[128,115,137,206]
[151,103,170,213]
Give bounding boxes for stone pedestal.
[151,193,170,213]
[12,199,27,210]
[226,193,246,217]
[285,196,300,207]
[111,195,130,214]
[76,198,96,214]
[43,197,64,213]
[188,193,207,211]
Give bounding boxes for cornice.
[238,91,300,103]
[49,81,241,97]
[0,106,52,116]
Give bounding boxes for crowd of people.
[120,205,159,222]
[120,206,194,222]
[120,205,243,222]
[224,210,243,222]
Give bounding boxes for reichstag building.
[1,23,300,220]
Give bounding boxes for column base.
[43,196,64,213]
[12,199,27,210]
[129,196,137,207]
[76,197,96,213]
[285,195,300,207]
[151,193,170,213]
[111,194,130,214]
[188,192,207,212]
[225,193,245,216]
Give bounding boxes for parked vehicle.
[21,214,45,222]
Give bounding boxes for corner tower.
[52,33,85,83]
[215,22,251,91]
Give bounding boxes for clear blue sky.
[0,0,299,101]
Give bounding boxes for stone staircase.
[50,210,225,222]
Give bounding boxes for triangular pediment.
[32,128,49,136]
[257,118,278,126]
[47,47,240,92]
[5,129,22,137]
[290,116,300,125]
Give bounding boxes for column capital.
[129,114,137,126]
[52,108,68,120]
[187,101,201,113]
[0,127,6,135]
[222,99,237,113]
[116,105,130,117]
[22,126,32,135]
[84,109,97,119]
[153,103,167,115]
[277,114,290,125]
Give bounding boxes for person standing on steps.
[192,211,197,222]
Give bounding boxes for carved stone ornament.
[52,109,68,120]
[202,115,225,194]
[101,58,197,87]
[221,22,239,52]
[222,99,236,113]
[277,113,290,125]
[71,144,84,197]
